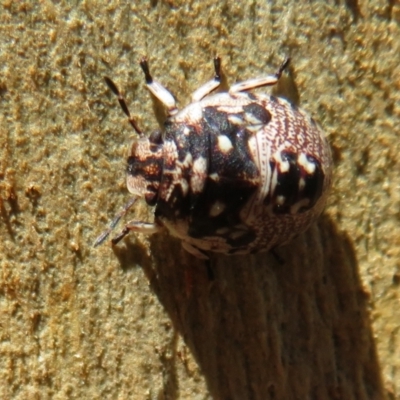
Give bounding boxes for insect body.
[95,57,332,259]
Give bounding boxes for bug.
[94,56,332,259]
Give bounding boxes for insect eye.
[145,190,157,206]
[149,130,163,145]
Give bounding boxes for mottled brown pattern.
[107,56,334,257]
[123,90,333,255]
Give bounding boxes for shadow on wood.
[115,213,384,400]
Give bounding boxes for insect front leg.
[140,57,178,116]
[111,221,162,245]
[94,198,138,247]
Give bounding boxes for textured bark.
[0,1,399,399]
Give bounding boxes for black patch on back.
[271,151,301,214]
[300,155,324,211]
[186,107,259,241]
[187,177,257,239]
[156,105,260,249]
[265,151,325,214]
[243,103,272,125]
[203,106,259,177]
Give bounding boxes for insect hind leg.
[191,56,222,102]
[229,57,290,94]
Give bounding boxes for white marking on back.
[240,127,273,223]
[209,201,226,217]
[276,195,285,205]
[179,152,193,168]
[228,115,244,125]
[247,125,264,133]
[217,135,233,154]
[298,153,316,174]
[209,172,219,181]
[191,156,207,193]
[193,156,207,174]
[299,177,305,191]
[180,179,189,196]
[244,112,262,125]
[275,151,290,172]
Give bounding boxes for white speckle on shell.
[217,135,233,154]
[227,115,244,125]
[298,152,316,174]
[190,156,208,193]
[209,201,226,217]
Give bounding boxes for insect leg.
[229,57,290,94]
[93,198,138,247]
[181,241,209,260]
[111,221,162,245]
[140,57,178,116]
[191,56,222,102]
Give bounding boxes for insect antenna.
[93,197,137,247]
[104,76,143,135]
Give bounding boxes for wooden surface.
[0,1,399,399]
